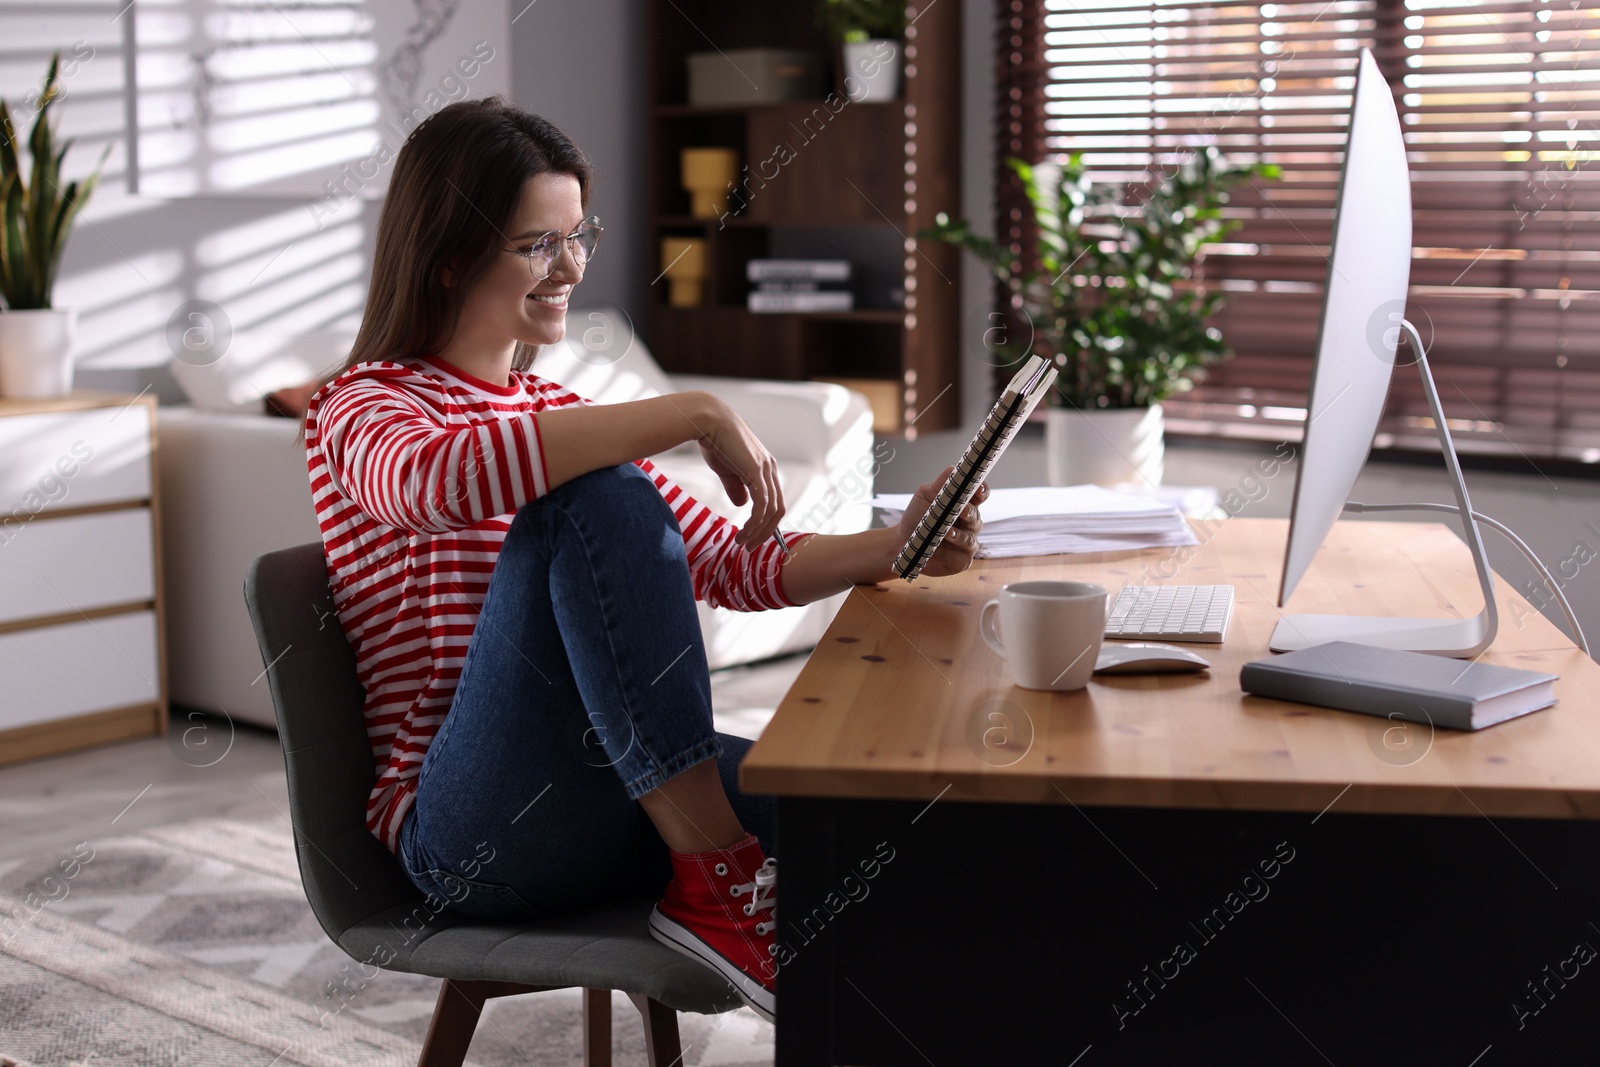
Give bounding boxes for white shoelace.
[734,857,778,936]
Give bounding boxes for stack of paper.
[871,484,1200,558]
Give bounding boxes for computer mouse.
[1094,642,1212,675]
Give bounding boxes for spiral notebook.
[892,354,1058,580]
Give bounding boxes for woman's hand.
[774,467,989,603]
[695,396,785,548]
[893,466,989,577]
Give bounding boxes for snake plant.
[0,53,108,310]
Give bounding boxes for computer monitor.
[1271,48,1498,658]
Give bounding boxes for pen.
[772,530,791,558]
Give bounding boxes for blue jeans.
[396,463,776,920]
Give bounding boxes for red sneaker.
[648,834,778,1022]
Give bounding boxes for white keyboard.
[1105,585,1234,644]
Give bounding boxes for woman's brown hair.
[308,97,593,412]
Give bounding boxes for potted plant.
[0,53,107,399]
[925,148,1278,486]
[816,0,906,102]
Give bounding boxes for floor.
[0,652,808,870]
[0,655,806,1066]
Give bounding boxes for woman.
[302,97,987,1022]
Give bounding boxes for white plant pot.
[843,39,902,102]
[1044,404,1165,488]
[0,308,77,399]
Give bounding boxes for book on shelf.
[748,290,855,313]
[750,279,842,292]
[746,258,852,283]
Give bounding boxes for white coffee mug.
[980,580,1107,691]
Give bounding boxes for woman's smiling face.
[456,170,586,349]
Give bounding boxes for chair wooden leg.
[417,979,552,1067]
[583,988,612,1067]
[417,979,488,1067]
[626,992,684,1067]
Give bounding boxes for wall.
[506,0,647,322]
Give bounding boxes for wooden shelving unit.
[643,0,962,437]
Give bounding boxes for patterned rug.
[0,817,774,1066]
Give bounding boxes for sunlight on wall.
[200,224,365,302]
[250,281,367,336]
[0,4,185,368]
[0,2,494,372]
[193,201,346,267]
[134,0,381,196]
[192,198,369,333]
[0,6,157,228]
[58,249,187,369]
[211,126,381,189]
[95,0,371,367]
[219,253,367,329]
[76,289,192,368]
[55,250,186,316]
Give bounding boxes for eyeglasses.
[504,215,602,283]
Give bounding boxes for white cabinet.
[0,611,161,731]
[0,391,166,764]
[0,508,156,624]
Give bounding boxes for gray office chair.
[244,543,740,1066]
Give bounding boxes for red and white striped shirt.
[304,354,802,853]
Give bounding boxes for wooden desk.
[744,519,1600,1065]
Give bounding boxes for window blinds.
[1005,0,1600,463]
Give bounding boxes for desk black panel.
[775,797,1600,1065]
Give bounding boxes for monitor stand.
[1269,320,1498,658]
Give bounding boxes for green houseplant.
[0,53,108,399]
[925,147,1277,485]
[816,0,906,102]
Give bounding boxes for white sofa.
[158,309,875,729]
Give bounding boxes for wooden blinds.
[1007,0,1600,463]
